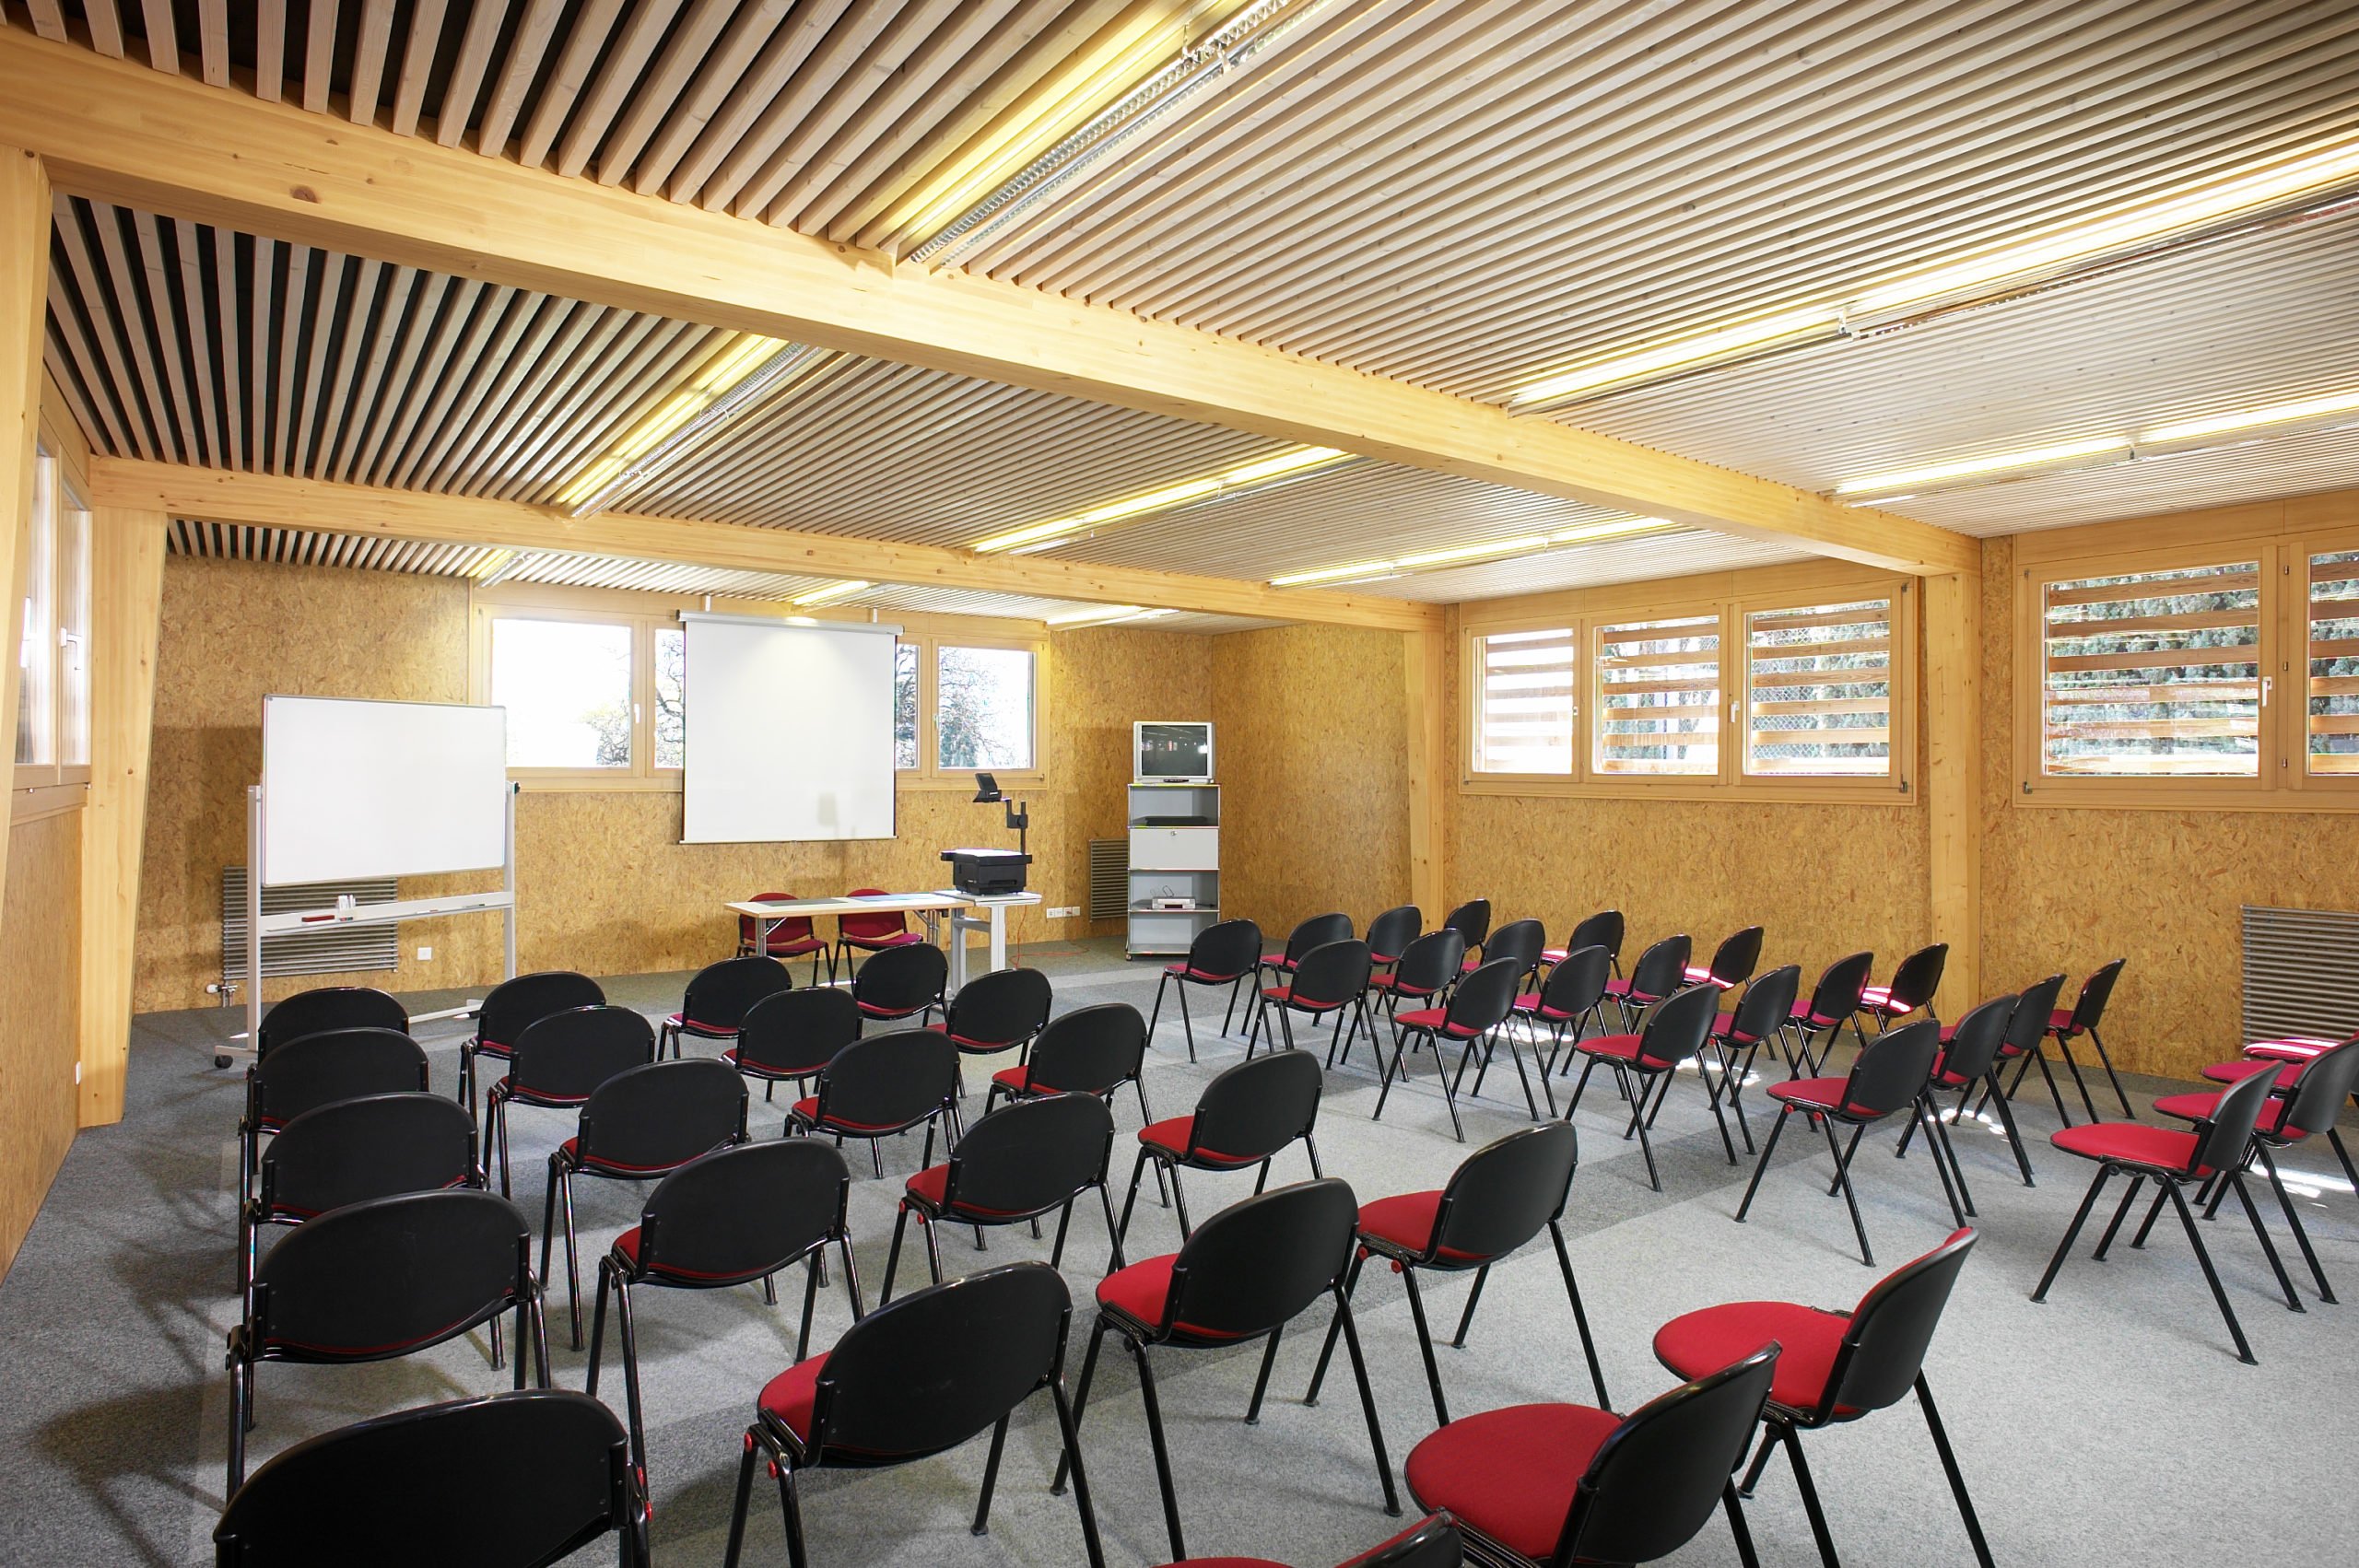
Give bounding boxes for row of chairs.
[733,885,931,985]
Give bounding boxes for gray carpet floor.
[4,939,2354,1566]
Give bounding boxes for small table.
[726,890,1044,993]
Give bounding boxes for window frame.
[471,601,670,790]
[898,628,1049,790]
[2293,524,2359,802]
[1468,624,1579,780]
[1735,587,1915,799]
[15,445,94,795]
[1589,609,1724,784]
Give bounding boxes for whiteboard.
[262,696,510,886]
[682,614,898,843]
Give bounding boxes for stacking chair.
[1685,925,1765,991]
[1708,964,1802,1153]
[1523,943,1613,1075]
[725,986,860,1105]
[1895,991,2038,1187]
[1652,1228,1992,1568]
[1368,929,1464,1029]
[1375,954,1524,1141]
[2201,1030,2359,1189]
[1250,937,1377,1067]
[588,1138,864,1476]
[882,1093,1125,1303]
[722,1262,1106,1568]
[1057,1180,1398,1562]
[1734,1018,1965,1265]
[1304,1124,1608,1424]
[215,1390,649,1568]
[2045,958,2133,1122]
[1262,912,1356,991]
[1148,917,1264,1061]
[239,1027,429,1203]
[1366,905,1423,977]
[1966,972,2070,1147]
[933,964,1053,1093]
[256,986,407,1056]
[1120,1047,1324,1242]
[1402,1343,1779,1568]
[1442,898,1492,951]
[482,1005,655,1196]
[1565,983,1733,1189]
[1784,951,1874,1075]
[1859,942,1947,1032]
[1151,1515,1462,1568]
[241,1092,479,1295]
[1605,934,1693,1030]
[226,1189,549,1492]
[460,970,604,1120]
[1544,908,1625,977]
[2033,1062,2296,1363]
[1463,916,1545,980]
[831,886,928,977]
[659,955,793,1059]
[784,1027,962,1177]
[984,1000,1155,1128]
[738,889,833,984]
[850,940,947,1029]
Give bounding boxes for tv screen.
[1136,721,1213,781]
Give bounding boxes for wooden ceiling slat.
[587,0,744,188]
[129,211,205,464]
[268,244,311,474]
[24,3,71,45]
[195,0,231,87]
[346,0,401,126]
[288,251,352,475]
[168,216,224,465]
[330,263,417,483]
[515,0,628,169]
[475,0,569,159]
[634,0,840,199]
[44,271,139,457]
[54,200,161,459]
[246,234,274,467]
[371,275,483,486]
[88,201,187,458]
[543,0,683,177]
[390,0,451,137]
[436,297,609,493]
[136,0,175,71]
[210,226,245,466]
[407,289,556,489]
[436,0,512,148]
[313,256,385,478]
[695,0,902,211]
[252,1,286,101]
[299,0,336,112]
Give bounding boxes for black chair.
[1784,951,1874,1074]
[241,1092,479,1295]
[1366,905,1423,976]
[1262,911,1356,990]
[882,1093,1126,1302]
[2044,957,2132,1122]
[1402,1343,1779,1568]
[1376,954,1525,1140]
[985,1000,1155,1128]
[1120,1047,1324,1242]
[738,889,834,985]
[1653,1227,1992,1568]
[785,1026,962,1177]
[1565,983,1734,1189]
[1150,1514,1463,1568]
[722,1262,1106,1568]
[1059,1179,1398,1562]
[589,1138,864,1477]
[1149,918,1265,1061]
[933,964,1053,1092]
[725,985,860,1105]
[1368,928,1465,1028]
[1251,937,1377,1067]
[1859,942,1947,1031]
[1734,1018,1966,1265]
[851,940,947,1029]
[1525,943,1613,1076]
[1305,1123,1608,1424]
[1546,908,1625,977]
[226,1189,550,1492]
[1606,934,1694,1031]
[460,970,604,1119]
[545,1058,749,1347]
[239,1027,429,1202]
[1685,925,1765,991]
[1895,992,2037,1187]
[1442,898,1492,951]
[1462,916,1545,982]
[1707,963,1802,1152]
[256,986,408,1057]
[214,1389,649,1567]
[482,1005,656,1196]
[659,955,794,1059]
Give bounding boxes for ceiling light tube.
[1508,310,1842,410]
[1834,436,2132,497]
[557,335,820,515]
[791,579,872,606]
[1267,516,1677,587]
[2139,389,2359,447]
[972,445,1353,554]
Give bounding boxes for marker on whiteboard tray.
[336,894,357,918]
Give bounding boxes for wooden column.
[0,147,50,903]
[78,508,166,1127]
[1923,567,1984,1004]
[1403,622,1449,918]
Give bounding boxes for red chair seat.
[2200,1058,2302,1089]
[1540,948,1569,965]
[1096,1254,1247,1340]
[1357,1191,1488,1262]
[762,937,827,957]
[2048,1009,2078,1034]
[789,1098,909,1134]
[1262,954,1300,972]
[557,1137,682,1176]
[475,1037,514,1059]
[1653,1301,1856,1418]
[666,1014,737,1035]
[1766,1077,1879,1117]
[1681,965,1737,990]
[610,1226,748,1282]
[1602,978,1660,1001]
[757,1352,829,1440]
[1788,1000,1846,1027]
[922,1024,1012,1051]
[2050,1121,2206,1175]
[1510,995,1574,1020]
[1708,1014,1759,1047]
[1138,1116,1255,1166]
[1158,1559,1285,1567]
[902,1164,1028,1217]
[2151,1090,2293,1136]
[1261,986,1341,1012]
[2246,1036,2338,1062]
[1403,1402,1623,1560]
[721,1047,813,1080]
[843,931,922,951]
[992,1064,1038,1094]
[857,1000,930,1019]
[1858,985,1915,1016]
[1396,1006,1480,1038]
[1572,1032,1649,1063]
[1369,974,1436,996]
[1165,963,1241,983]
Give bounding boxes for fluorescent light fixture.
[466,548,518,582]
[1046,604,1179,628]
[1508,310,1841,410]
[2140,388,2359,446]
[556,333,795,508]
[1833,437,2131,497]
[791,579,872,606]
[972,445,1353,554]
[1269,515,1676,587]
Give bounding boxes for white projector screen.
[262,696,510,886]
[681,614,898,843]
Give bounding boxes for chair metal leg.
[1917,1375,1996,1568]
[1303,1249,1364,1407]
[1983,1071,2036,1187]
[1734,1106,1792,1223]
[1737,1426,1778,1496]
[1052,1375,1111,1568]
[586,1261,612,1398]
[722,1430,760,1568]
[2166,1178,2257,1363]
[798,1252,821,1362]
[2225,1172,2304,1313]
[1244,1323,1285,1424]
[2084,1025,2136,1118]
[1400,1265,1450,1427]
[1097,1180,1128,1274]
[1050,1319,1106,1496]
[776,1454,810,1568]
[880,1204,910,1306]
[1449,1262,1489,1348]
[614,1276,645,1480]
[2253,1142,2335,1302]
[2050,1034,2104,1127]
[1778,1423,1842,1568]
[1822,1115,1875,1266]
[1724,1480,1764,1568]
[1551,1222,1611,1409]
[1333,1287,1403,1519]
[2095,1175,2150,1259]
[1133,1340,1190,1562]
[557,1163,583,1349]
[2032,1166,2112,1302]
[1620,1067,1663,1191]
[1915,1099,1971,1224]
[971,1413,1009,1535]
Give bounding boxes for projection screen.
[680,613,899,843]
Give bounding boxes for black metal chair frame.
[1781,951,1874,1078]
[783,1026,965,1179]
[982,1001,1156,1130]
[1894,990,2039,1188]
[933,965,1055,1097]
[482,1005,657,1198]
[738,889,837,986]
[1687,925,1766,992]
[2178,1037,2359,1306]
[830,885,931,979]
[1552,908,1625,980]
[238,1026,429,1204]
[240,1091,481,1295]
[1369,928,1466,1032]
[1704,963,1802,1154]
[1607,933,1695,1033]
[1147,919,1264,1062]
[1857,942,1947,1033]
[725,986,861,1106]
[459,970,604,1120]
[850,940,948,1031]
[2040,957,2133,1123]
[1366,905,1424,977]
[1959,972,2069,1176]
[1565,983,1736,1189]
[1373,954,1527,1141]
[254,986,407,1058]
[1530,943,1613,1079]
[659,955,796,1059]
[1118,1048,1325,1244]
[1250,938,1379,1069]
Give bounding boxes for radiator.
[2240,904,2359,1046]
[222,867,401,984]
[1087,838,1129,922]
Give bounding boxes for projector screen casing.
[682,614,898,843]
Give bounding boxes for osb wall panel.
[1210,625,1412,941]
[1050,627,1212,939]
[1,812,82,1276]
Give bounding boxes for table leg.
[938,911,966,994]
[989,906,1009,973]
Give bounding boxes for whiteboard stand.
[224,781,520,1068]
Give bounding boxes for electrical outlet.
[416,945,434,962]
[1046,906,1081,919]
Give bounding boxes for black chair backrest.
[251,1028,428,1127]
[811,1261,1070,1461]
[1344,1515,1464,1568]
[816,1029,959,1131]
[1191,1047,1321,1162]
[679,955,794,1031]
[1392,929,1467,994]
[1556,1344,1780,1566]
[1433,1122,1579,1260]
[507,1006,656,1101]
[1636,984,1720,1067]
[637,1138,851,1281]
[1443,899,1492,949]
[1367,905,1422,963]
[2192,1064,2281,1174]
[943,1094,1115,1216]
[251,1190,528,1359]
[1803,950,1875,1024]
[1836,1018,1942,1117]
[2001,973,2070,1057]
[1823,1227,1978,1416]
[257,987,408,1057]
[476,971,604,1048]
[852,941,948,1015]
[2066,957,2127,1033]
[734,986,861,1078]
[1482,918,1547,977]
[1706,926,1765,988]
[1287,939,1374,1006]
[1538,944,1611,1018]
[1884,942,1949,1012]
[1628,934,1695,1000]
[214,1389,638,1567]
[1728,964,1802,1044]
[1027,1002,1148,1095]
[260,1094,475,1217]
[1162,1178,1359,1338]
[1445,956,1524,1036]
[2284,1038,2359,1139]
[943,965,1052,1047]
[1566,908,1624,965]
[1188,918,1264,980]
[1285,912,1356,962]
[1937,995,2014,1082]
[576,1059,746,1174]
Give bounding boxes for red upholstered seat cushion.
[1653,1301,1856,1419]
[1262,986,1341,1012]
[1166,963,1240,982]
[1403,1402,1622,1560]
[2048,1009,2078,1034]
[1789,1000,1847,1027]
[475,1037,514,1059]
[721,1047,817,1080]
[667,1014,738,1035]
[557,1137,683,1176]
[902,1164,1028,1217]
[757,1353,828,1440]
[1708,1014,1757,1046]
[843,930,921,950]
[1511,995,1574,1020]
[1858,985,1915,1016]
[1357,1190,1490,1262]
[2050,1121,2206,1175]
[2200,1058,2302,1089]
[611,1225,753,1282]
[1369,974,1437,996]
[1156,1560,1286,1568]
[2246,1036,2339,1062]
[992,1064,1036,1094]
[1541,948,1568,965]
[1603,978,1664,1002]
[2151,1090,2294,1136]
[1766,1076,1882,1117]
[858,999,928,1018]
[790,1097,910,1134]
[1138,1116,1257,1166]
[1396,1006,1481,1038]
[764,937,826,957]
[922,1024,1010,1050]
[1573,1032,1649,1063]
[1095,1254,1250,1340]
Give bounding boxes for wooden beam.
[1402,620,1448,920]
[88,458,1445,632]
[78,506,165,1127]
[1923,567,1983,1006]
[0,30,1978,579]
[0,146,49,899]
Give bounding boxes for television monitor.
[1134,720,1214,783]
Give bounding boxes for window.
[15,449,91,791]
[1593,614,1719,777]
[15,454,55,767]
[491,617,635,769]
[2039,560,2260,778]
[1745,599,1894,778]
[936,644,1036,770]
[2308,549,2359,778]
[652,626,686,769]
[1472,627,1576,775]
[893,642,919,769]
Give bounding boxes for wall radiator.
[1087,839,1130,922]
[221,867,400,985]
[2240,904,2359,1045]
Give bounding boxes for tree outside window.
[937,645,1034,770]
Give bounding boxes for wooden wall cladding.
[1049,626,1212,938]
[1,811,82,1274]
